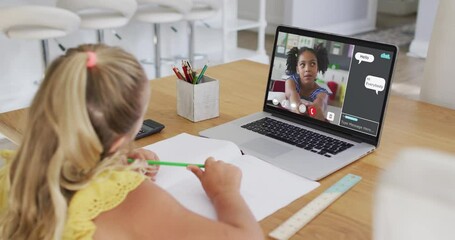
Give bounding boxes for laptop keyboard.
[241,117,354,157]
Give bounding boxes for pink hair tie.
[86,51,97,68]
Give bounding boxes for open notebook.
[143,133,319,220]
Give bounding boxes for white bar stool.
[134,0,192,78]
[57,0,137,43]
[185,0,219,64]
[0,5,80,83]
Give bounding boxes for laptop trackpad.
[241,138,291,158]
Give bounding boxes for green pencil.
[127,159,205,168]
[196,64,208,84]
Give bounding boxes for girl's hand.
[187,157,242,201]
[127,148,160,181]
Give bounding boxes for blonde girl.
[0,44,262,240]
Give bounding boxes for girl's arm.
[285,80,302,112]
[93,159,263,240]
[313,92,328,114]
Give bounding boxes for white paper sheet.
[143,133,242,189]
[143,133,320,220]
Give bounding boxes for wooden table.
[1,60,455,239]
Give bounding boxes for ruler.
[269,174,362,240]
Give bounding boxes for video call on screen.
[268,31,394,136]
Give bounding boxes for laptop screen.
[264,26,397,144]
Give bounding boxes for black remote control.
[135,119,165,140]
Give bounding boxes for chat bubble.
[365,75,385,95]
[355,52,375,64]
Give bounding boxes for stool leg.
[41,39,49,69]
[153,23,161,78]
[188,21,195,64]
[97,29,105,43]
[35,39,50,85]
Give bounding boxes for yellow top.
[0,150,15,212]
[0,150,146,240]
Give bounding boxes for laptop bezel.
[262,25,398,147]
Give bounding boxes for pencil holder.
[176,76,219,122]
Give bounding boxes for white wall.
[238,0,285,34]
[377,0,418,15]
[283,0,377,35]
[239,0,378,36]
[409,0,439,58]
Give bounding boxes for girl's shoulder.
[313,85,330,95]
[308,85,329,102]
[63,170,146,240]
[0,150,15,166]
[286,73,301,90]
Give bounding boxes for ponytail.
[286,47,299,75]
[314,43,329,74]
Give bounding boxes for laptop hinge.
[271,112,363,143]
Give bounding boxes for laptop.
[200,25,397,180]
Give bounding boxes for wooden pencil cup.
[176,76,219,122]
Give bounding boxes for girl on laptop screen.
[285,44,330,121]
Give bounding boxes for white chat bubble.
[355,52,375,64]
[365,75,385,95]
